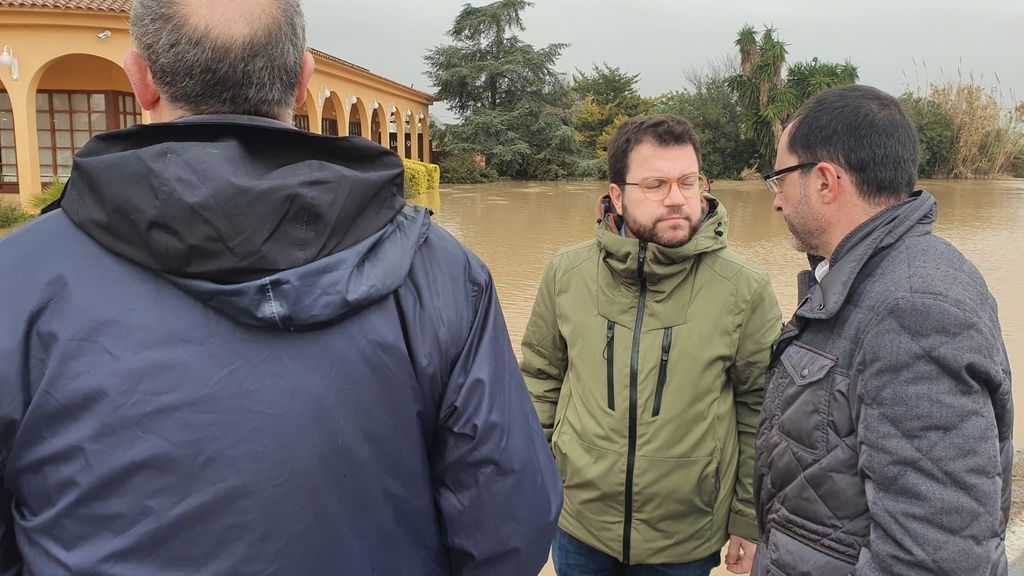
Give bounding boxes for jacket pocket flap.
[766,524,856,575]
[781,343,835,385]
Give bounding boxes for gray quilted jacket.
[753,190,1013,576]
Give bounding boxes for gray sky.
[305,0,1024,125]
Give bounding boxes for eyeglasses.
[618,173,707,202]
[762,162,820,194]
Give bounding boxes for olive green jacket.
[521,198,781,564]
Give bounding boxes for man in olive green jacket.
[522,114,781,575]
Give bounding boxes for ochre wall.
[0,8,433,207]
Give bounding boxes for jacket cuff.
[728,512,760,542]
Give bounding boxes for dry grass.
[927,81,1024,179]
[739,165,762,181]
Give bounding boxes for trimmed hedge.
[402,158,440,200]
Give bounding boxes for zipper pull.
[603,321,614,359]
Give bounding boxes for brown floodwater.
[429,178,1024,444]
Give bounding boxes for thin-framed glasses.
[762,162,820,194]
[619,173,707,202]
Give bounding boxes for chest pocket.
[772,342,836,456]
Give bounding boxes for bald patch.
[178,0,281,42]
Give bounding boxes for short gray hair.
[130,0,306,119]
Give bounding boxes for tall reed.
[903,73,1024,179]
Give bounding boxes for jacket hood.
[60,116,427,330]
[798,189,937,320]
[597,194,727,284]
[165,205,431,330]
[62,116,407,284]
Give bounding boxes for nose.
[664,181,686,206]
[772,192,783,212]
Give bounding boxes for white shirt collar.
[814,259,831,282]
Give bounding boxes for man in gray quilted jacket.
[753,84,1013,575]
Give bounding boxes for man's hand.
[725,535,756,574]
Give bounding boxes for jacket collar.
[596,195,727,286]
[796,190,937,320]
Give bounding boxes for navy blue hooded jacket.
[0,117,561,575]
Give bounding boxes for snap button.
[800,368,809,378]
[816,304,825,311]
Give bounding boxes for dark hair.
[131,0,306,120]
[785,85,919,205]
[607,114,702,184]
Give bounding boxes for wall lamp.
[0,45,17,81]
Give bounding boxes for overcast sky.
[305,0,1024,124]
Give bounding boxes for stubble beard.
[784,184,828,257]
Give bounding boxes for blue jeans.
[552,528,721,576]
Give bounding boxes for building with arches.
[0,0,434,206]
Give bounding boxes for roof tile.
[0,0,130,12]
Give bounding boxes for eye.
[642,178,667,191]
[680,176,700,189]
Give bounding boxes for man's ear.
[294,51,315,108]
[609,183,624,215]
[815,162,843,205]
[124,50,160,111]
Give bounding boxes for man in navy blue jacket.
[0,0,561,574]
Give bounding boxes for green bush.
[656,78,758,180]
[900,93,955,178]
[0,202,31,230]
[533,163,565,181]
[575,157,609,180]
[439,155,498,184]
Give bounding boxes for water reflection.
[407,186,441,214]
[432,179,1024,444]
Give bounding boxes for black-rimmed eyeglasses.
[762,162,819,194]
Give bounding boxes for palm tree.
[736,25,758,77]
[727,26,858,168]
[727,26,790,167]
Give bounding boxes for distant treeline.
[426,0,1024,183]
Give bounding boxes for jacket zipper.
[651,327,673,417]
[770,523,858,565]
[623,242,647,563]
[605,320,615,411]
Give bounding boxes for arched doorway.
[347,97,370,138]
[388,107,399,153]
[321,95,340,136]
[416,115,425,162]
[403,111,412,160]
[371,103,385,146]
[348,100,361,136]
[293,99,310,131]
[33,54,139,185]
[0,81,17,195]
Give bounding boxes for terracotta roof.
[0,0,131,11]
[309,48,434,103]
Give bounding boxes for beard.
[784,184,827,256]
[786,219,820,254]
[622,205,699,248]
